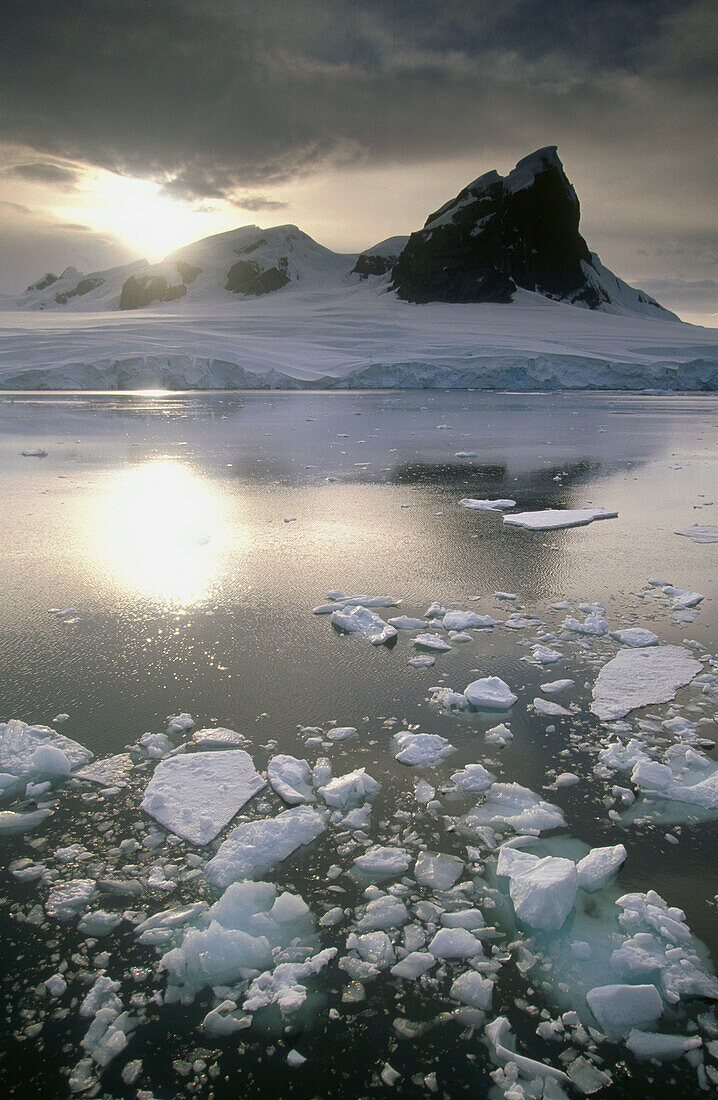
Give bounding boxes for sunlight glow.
[93,460,227,604]
[60,170,241,262]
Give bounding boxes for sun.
[58,169,241,262]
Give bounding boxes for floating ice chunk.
[663,585,705,609]
[412,633,452,651]
[441,909,485,930]
[287,1049,307,1067]
[586,983,663,1037]
[504,508,618,531]
[429,686,469,711]
[141,750,266,845]
[464,677,517,710]
[462,783,566,835]
[138,731,173,759]
[351,931,395,969]
[555,772,580,787]
[504,615,542,629]
[484,724,513,746]
[531,645,563,664]
[0,808,51,834]
[78,910,123,936]
[332,594,400,609]
[353,846,411,878]
[414,852,463,891]
[192,726,247,747]
[427,927,482,959]
[496,846,540,878]
[134,902,209,946]
[44,973,67,997]
[409,655,435,668]
[388,616,428,630]
[331,605,397,645]
[326,726,358,742]
[357,896,409,931]
[450,971,493,1010]
[318,768,379,809]
[390,952,435,979]
[576,845,627,892]
[242,949,336,1014]
[461,498,516,511]
[598,738,650,773]
[625,1029,703,1059]
[160,881,323,1004]
[485,1017,570,1083]
[541,679,575,694]
[76,753,134,787]
[442,610,495,631]
[591,646,702,720]
[631,760,673,791]
[425,602,448,619]
[392,731,455,766]
[507,856,578,931]
[450,764,495,793]
[45,879,97,921]
[81,1007,135,1068]
[494,591,518,601]
[675,524,718,544]
[563,611,608,635]
[205,806,326,887]
[414,778,436,803]
[0,718,92,783]
[167,712,194,735]
[455,451,478,458]
[566,1057,612,1093]
[80,975,121,1019]
[610,628,659,648]
[267,755,315,805]
[21,448,48,457]
[614,890,718,1001]
[533,698,571,717]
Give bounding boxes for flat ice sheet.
[504,508,618,531]
[141,750,266,845]
[205,806,326,887]
[591,645,702,721]
[675,524,718,543]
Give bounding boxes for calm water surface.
[1,391,717,1098]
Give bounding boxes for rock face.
[225,258,290,295]
[391,147,669,315]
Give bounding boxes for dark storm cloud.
[5,162,79,186]
[0,0,713,196]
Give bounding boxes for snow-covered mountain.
[391,147,677,320]
[1,146,715,391]
[4,147,678,320]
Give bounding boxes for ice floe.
[504,507,618,530]
[412,632,452,651]
[460,498,516,511]
[392,731,455,766]
[676,524,718,543]
[460,783,566,836]
[141,750,266,844]
[331,605,397,645]
[0,718,92,792]
[591,645,702,720]
[205,806,326,887]
[267,755,315,804]
[464,676,517,710]
[610,627,659,647]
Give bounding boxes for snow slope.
[0,284,715,390]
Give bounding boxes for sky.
[0,0,715,324]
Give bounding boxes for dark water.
[1,390,717,1098]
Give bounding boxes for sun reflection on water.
[93,460,226,605]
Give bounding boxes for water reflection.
[92,460,225,604]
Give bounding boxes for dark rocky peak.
[391,147,601,307]
[26,272,59,292]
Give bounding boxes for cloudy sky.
[0,0,715,323]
